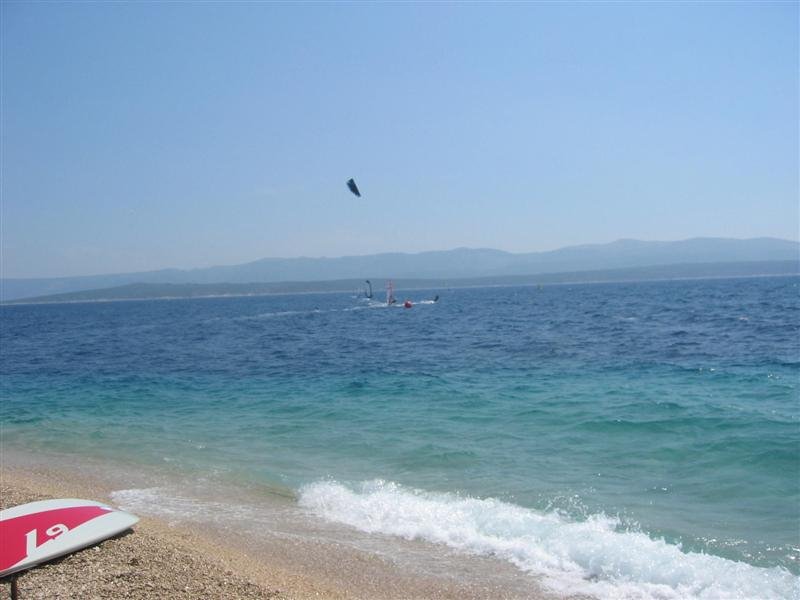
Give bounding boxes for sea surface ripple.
[2,276,798,598]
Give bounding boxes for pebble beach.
[1,464,559,600]
[0,467,312,600]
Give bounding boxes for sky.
[1,2,797,278]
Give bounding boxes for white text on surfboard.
[25,524,70,557]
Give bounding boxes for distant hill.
[5,260,798,305]
[2,237,798,302]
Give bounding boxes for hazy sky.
[2,2,797,278]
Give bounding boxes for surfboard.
[0,499,139,578]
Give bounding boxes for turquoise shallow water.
[2,277,798,598]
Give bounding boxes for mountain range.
[2,237,798,302]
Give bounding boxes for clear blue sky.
[2,2,797,278]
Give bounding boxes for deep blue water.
[2,277,798,598]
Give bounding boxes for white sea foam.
[298,480,799,600]
[111,487,231,524]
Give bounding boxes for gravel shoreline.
[1,464,559,600]
[0,468,342,600]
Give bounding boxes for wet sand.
[0,464,559,600]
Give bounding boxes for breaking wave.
[298,480,798,600]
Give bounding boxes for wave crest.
[298,480,798,600]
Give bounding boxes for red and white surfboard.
[0,499,139,577]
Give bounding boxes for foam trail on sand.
[111,488,244,524]
[298,480,799,600]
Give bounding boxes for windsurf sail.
[386,280,396,305]
[365,280,373,299]
[346,178,361,197]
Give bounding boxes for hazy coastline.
[3,259,797,305]
[4,237,798,303]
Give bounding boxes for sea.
[2,276,798,599]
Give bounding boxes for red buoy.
[403,300,412,308]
